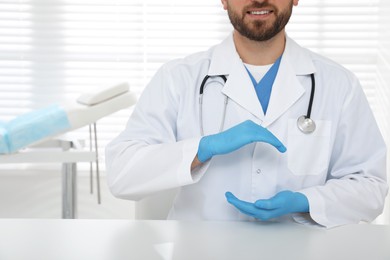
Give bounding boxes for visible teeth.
[250,11,270,15]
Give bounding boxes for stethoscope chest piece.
[297,115,316,134]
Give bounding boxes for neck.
[233,30,286,66]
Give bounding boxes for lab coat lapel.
[262,56,304,127]
[208,34,264,120]
[222,62,265,120]
[263,37,317,127]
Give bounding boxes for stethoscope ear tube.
[199,75,228,136]
[199,75,211,95]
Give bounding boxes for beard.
[226,1,293,42]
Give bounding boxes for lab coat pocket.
[287,119,331,176]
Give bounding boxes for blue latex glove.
[225,191,309,221]
[197,120,286,162]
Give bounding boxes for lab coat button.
[256,169,262,174]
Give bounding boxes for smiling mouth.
[248,10,272,15]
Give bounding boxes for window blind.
[0,0,387,170]
[375,0,390,224]
[376,0,390,142]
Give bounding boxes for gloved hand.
[225,191,309,221]
[197,120,286,162]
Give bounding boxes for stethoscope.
[198,73,316,135]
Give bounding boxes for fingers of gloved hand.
[225,192,275,220]
[225,192,281,221]
[225,192,257,213]
[225,192,250,207]
[249,123,287,153]
[197,120,286,162]
[236,120,287,153]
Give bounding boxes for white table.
[0,219,389,260]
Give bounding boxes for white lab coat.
[105,34,388,228]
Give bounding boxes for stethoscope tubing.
[199,75,227,136]
[199,73,315,135]
[307,73,315,119]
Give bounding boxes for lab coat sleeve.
[105,64,208,201]
[297,73,388,228]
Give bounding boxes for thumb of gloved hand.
[254,191,309,214]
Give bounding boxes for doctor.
[106,0,388,228]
